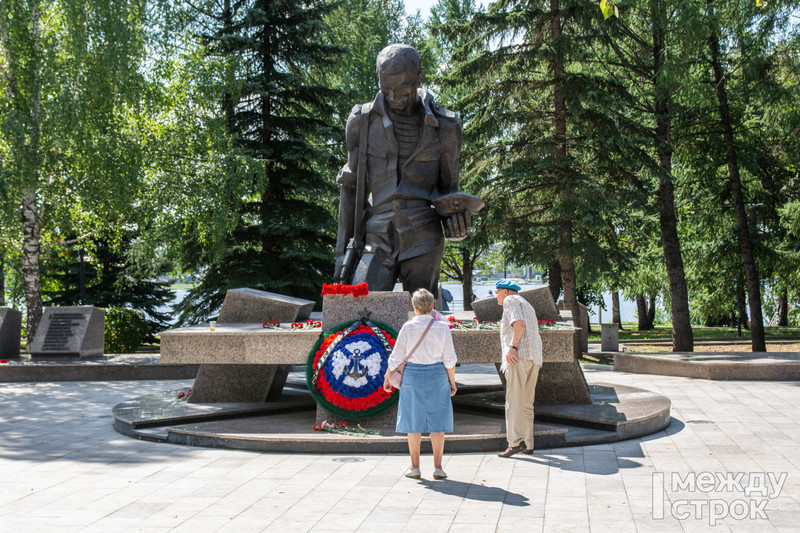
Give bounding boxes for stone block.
[188,364,281,403]
[321,291,411,333]
[535,361,592,404]
[558,300,589,352]
[217,288,314,323]
[160,325,328,365]
[214,288,313,401]
[520,285,561,321]
[472,285,560,323]
[0,307,22,358]
[471,297,504,322]
[30,306,104,359]
[601,323,619,352]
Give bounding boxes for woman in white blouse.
[383,289,457,480]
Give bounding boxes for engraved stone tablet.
[30,306,105,359]
[0,307,22,358]
[217,288,315,323]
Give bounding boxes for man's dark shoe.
[498,443,526,458]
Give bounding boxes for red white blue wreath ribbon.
[305,319,399,419]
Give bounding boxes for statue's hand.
[445,211,471,241]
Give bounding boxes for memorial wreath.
[305,319,399,419]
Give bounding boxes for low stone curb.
[614,352,800,380]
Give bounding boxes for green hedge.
[104,307,149,354]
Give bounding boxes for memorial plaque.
[30,306,105,359]
[0,307,22,358]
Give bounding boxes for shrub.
[104,307,149,354]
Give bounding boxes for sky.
[404,0,436,19]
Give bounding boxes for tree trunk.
[777,287,788,327]
[551,0,576,325]
[462,248,474,311]
[547,259,562,303]
[21,192,43,347]
[222,0,236,132]
[648,293,657,327]
[736,279,748,332]
[0,248,5,306]
[611,289,622,329]
[559,227,578,326]
[651,0,693,352]
[707,11,766,351]
[636,293,650,330]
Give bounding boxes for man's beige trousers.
[503,360,541,449]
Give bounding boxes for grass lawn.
[586,325,800,342]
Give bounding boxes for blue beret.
[495,279,521,292]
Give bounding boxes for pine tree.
[441,0,651,322]
[172,0,342,323]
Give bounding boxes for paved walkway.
[1,368,799,532]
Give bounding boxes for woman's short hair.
[411,288,435,314]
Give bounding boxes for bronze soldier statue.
[335,44,483,295]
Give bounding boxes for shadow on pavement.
[420,478,529,506]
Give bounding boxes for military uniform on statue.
[334,44,483,295]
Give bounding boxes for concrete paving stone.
[447,523,504,533]
[725,519,778,532]
[3,371,800,531]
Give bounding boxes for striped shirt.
[500,295,543,367]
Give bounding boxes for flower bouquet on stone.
[313,419,380,436]
[446,316,500,331]
[291,320,322,330]
[538,319,572,329]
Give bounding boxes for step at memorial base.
[113,382,670,452]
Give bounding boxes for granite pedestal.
[0,307,22,358]
[321,291,411,332]
[189,288,315,403]
[29,306,104,359]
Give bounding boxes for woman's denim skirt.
[396,362,453,434]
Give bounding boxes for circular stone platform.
[113,375,671,453]
[614,352,800,380]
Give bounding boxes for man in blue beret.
[495,279,543,457]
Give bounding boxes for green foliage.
[439,0,652,286]
[42,236,174,337]
[132,0,346,325]
[104,307,149,354]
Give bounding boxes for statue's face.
[379,70,420,116]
